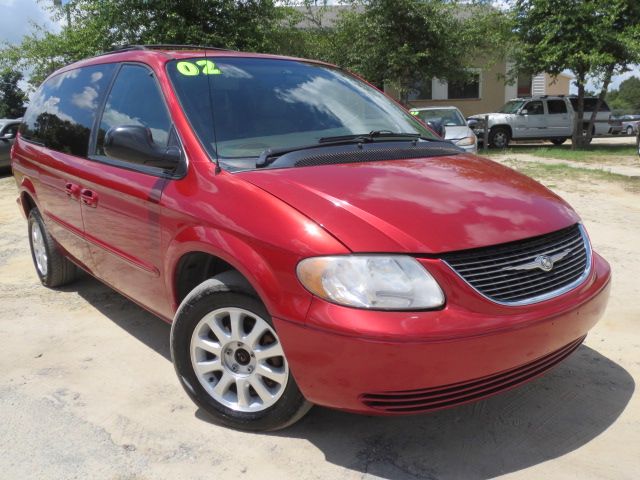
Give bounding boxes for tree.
[512,0,640,148]
[0,69,26,118]
[607,76,640,114]
[325,0,513,104]
[0,0,283,86]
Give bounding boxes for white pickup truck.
[468,95,613,148]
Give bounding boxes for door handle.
[80,188,98,208]
[64,182,80,198]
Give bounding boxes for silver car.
[620,115,640,135]
[0,119,21,169]
[410,107,477,153]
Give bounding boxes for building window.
[406,80,432,101]
[448,72,480,99]
[517,74,532,96]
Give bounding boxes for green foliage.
[512,0,640,148]
[0,0,282,86]
[1,0,513,106]
[0,69,26,118]
[607,76,640,114]
[328,0,513,102]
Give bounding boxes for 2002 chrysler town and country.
[11,46,611,431]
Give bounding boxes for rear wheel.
[28,208,80,287]
[170,276,311,431]
[550,138,567,146]
[627,126,634,135]
[489,127,510,149]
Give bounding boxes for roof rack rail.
[96,44,233,57]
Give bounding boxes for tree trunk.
[572,74,586,150]
[585,65,614,145]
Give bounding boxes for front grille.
[442,224,590,305]
[360,336,585,414]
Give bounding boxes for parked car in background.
[608,116,624,135]
[0,118,21,169]
[410,106,477,153]
[469,96,612,148]
[620,114,640,135]
[12,46,611,431]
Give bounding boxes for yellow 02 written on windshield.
[176,60,222,76]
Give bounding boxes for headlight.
[296,255,445,310]
[455,135,477,147]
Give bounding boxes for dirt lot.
[1,144,639,479]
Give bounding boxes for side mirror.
[427,118,445,138]
[1,131,16,141]
[103,125,180,171]
[520,109,528,115]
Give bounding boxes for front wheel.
[627,126,634,135]
[170,277,311,431]
[489,127,510,149]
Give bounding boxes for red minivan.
[12,46,611,431]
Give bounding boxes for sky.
[1,0,638,93]
[0,0,62,45]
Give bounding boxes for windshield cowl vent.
[291,142,462,168]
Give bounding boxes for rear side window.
[96,64,172,158]
[569,98,610,112]
[20,64,116,156]
[547,100,567,114]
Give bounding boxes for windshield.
[416,108,466,126]
[498,100,525,114]
[167,57,437,169]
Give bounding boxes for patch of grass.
[486,144,637,162]
[503,159,640,192]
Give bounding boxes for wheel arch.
[490,124,513,137]
[17,177,38,218]
[165,226,312,322]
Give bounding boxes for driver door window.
[524,101,544,115]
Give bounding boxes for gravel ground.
[0,164,638,480]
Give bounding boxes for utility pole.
[52,0,72,29]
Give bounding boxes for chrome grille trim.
[442,224,592,306]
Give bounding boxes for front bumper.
[274,252,611,414]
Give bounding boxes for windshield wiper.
[256,131,431,168]
[319,130,426,143]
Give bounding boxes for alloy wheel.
[190,307,288,413]
[31,221,48,276]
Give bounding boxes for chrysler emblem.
[536,255,554,272]
[502,248,572,273]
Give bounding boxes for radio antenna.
[203,47,221,174]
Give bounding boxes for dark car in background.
[0,118,21,169]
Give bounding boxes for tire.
[627,126,634,135]
[489,126,510,149]
[582,125,595,145]
[28,208,80,287]
[550,138,567,146]
[170,276,312,431]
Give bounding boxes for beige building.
[387,63,574,117]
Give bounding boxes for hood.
[239,155,580,254]
[469,112,514,122]
[444,125,474,141]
